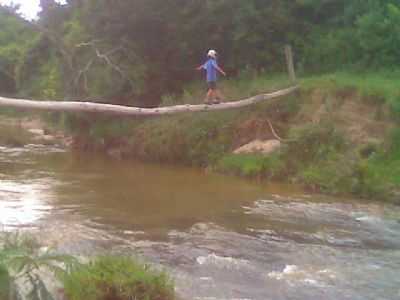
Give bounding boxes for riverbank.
[1,72,400,202]
[0,116,72,147]
[62,72,398,202]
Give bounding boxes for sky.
[0,0,66,20]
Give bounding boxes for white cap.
[207,49,217,58]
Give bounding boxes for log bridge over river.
[0,85,299,117]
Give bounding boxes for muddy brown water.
[1,144,400,300]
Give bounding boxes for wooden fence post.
[284,45,296,84]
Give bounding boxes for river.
[0,144,399,300]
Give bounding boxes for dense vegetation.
[1,0,400,105]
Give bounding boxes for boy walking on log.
[196,49,226,104]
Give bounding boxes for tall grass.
[302,71,400,119]
[63,256,175,300]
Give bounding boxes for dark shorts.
[207,81,217,90]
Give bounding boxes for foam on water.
[268,265,336,287]
[196,253,249,269]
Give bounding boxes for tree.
[0,6,35,96]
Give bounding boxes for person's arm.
[196,63,205,71]
[212,60,226,76]
[216,65,226,76]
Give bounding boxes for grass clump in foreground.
[63,256,175,300]
[0,232,175,300]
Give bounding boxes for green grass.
[0,264,10,300]
[360,128,400,192]
[62,256,175,300]
[302,71,400,119]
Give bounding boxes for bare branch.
[74,58,94,93]
[73,40,135,94]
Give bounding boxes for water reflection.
[0,179,53,229]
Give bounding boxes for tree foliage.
[0,6,35,95]
[0,0,399,105]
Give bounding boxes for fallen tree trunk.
[0,85,299,117]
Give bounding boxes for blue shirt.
[202,58,218,82]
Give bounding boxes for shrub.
[353,160,394,199]
[0,232,76,300]
[285,121,346,169]
[216,153,283,178]
[299,152,357,194]
[62,256,175,300]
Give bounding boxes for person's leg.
[204,88,213,104]
[205,82,216,104]
[215,88,224,102]
[211,89,217,101]
[208,81,222,104]
[208,82,219,104]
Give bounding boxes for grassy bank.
[302,71,400,117]
[66,71,400,202]
[301,72,400,198]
